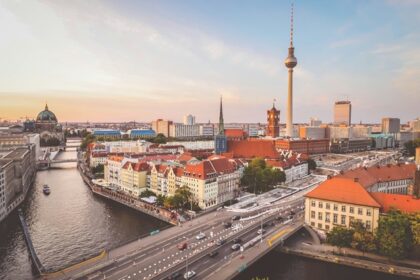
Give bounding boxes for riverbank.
[280,227,420,279]
[77,163,178,225]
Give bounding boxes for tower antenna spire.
[290,1,294,47]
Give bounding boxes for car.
[208,250,219,257]
[223,221,232,228]
[232,238,242,244]
[167,271,181,279]
[216,239,226,246]
[275,216,284,221]
[184,270,196,279]
[231,243,241,251]
[231,215,241,221]
[257,229,266,235]
[177,242,188,250]
[195,232,206,240]
[288,215,294,220]
[290,210,295,215]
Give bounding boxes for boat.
[42,184,50,195]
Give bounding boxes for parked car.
[196,232,206,240]
[257,229,266,235]
[208,250,219,257]
[231,243,241,251]
[232,238,242,244]
[184,270,196,279]
[177,242,188,250]
[231,215,241,221]
[223,221,232,228]
[216,239,226,246]
[275,216,284,221]
[167,271,181,279]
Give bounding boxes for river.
[0,141,413,280]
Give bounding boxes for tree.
[80,133,95,150]
[350,220,377,254]
[326,226,354,250]
[376,209,413,259]
[307,158,317,171]
[91,164,104,174]
[140,189,156,198]
[240,157,286,194]
[156,194,166,207]
[151,133,167,144]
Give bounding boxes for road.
[82,199,304,280]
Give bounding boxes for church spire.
[45,103,49,111]
[218,96,224,135]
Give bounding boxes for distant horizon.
[1,1,419,123]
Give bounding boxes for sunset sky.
[0,0,419,123]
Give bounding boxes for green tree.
[140,189,156,198]
[350,220,377,254]
[80,133,95,150]
[307,158,317,171]
[326,226,354,249]
[151,133,167,144]
[376,209,413,259]
[156,194,166,207]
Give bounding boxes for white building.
[169,124,201,138]
[199,124,214,137]
[183,114,196,125]
[101,140,152,154]
[164,141,214,150]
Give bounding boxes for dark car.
[208,250,219,257]
[290,210,295,215]
[231,215,241,221]
[177,242,188,250]
[216,239,226,246]
[167,271,181,279]
[232,238,242,244]
[223,221,232,228]
[275,216,284,221]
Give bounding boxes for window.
[358,208,363,215]
[325,225,330,231]
[341,205,346,212]
[349,216,354,225]
[325,213,331,223]
[318,212,323,220]
[366,209,372,216]
[318,202,323,209]
[326,203,330,210]
[311,222,315,226]
[366,220,371,230]
[341,215,346,225]
[311,200,316,207]
[334,204,338,211]
[311,211,315,219]
[333,214,338,224]
[318,223,322,229]
[350,207,354,214]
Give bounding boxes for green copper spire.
[218,96,224,135]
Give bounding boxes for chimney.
[327,175,332,180]
[354,177,359,183]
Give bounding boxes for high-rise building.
[266,102,280,138]
[310,117,322,127]
[284,4,297,138]
[334,101,352,126]
[381,118,400,134]
[214,97,227,154]
[151,119,173,137]
[183,114,196,125]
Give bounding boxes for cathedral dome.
[36,104,57,122]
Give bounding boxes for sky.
[0,0,419,124]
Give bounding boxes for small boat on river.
[42,184,50,195]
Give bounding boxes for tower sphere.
[285,47,297,68]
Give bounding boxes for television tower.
[284,2,297,137]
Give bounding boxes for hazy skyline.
[1,0,419,123]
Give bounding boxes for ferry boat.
[42,184,50,195]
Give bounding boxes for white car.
[184,270,196,279]
[257,229,266,235]
[195,232,206,240]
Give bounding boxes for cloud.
[329,38,361,48]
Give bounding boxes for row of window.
[310,211,372,230]
[311,200,371,216]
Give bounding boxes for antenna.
[290,2,294,47]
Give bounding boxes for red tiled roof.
[337,164,416,188]
[122,161,149,172]
[184,156,236,179]
[108,155,124,162]
[227,140,279,159]
[305,177,381,208]
[370,192,420,213]
[91,152,108,158]
[225,129,246,138]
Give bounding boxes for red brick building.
[275,138,329,154]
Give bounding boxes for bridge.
[42,189,309,280]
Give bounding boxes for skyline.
[1,0,419,123]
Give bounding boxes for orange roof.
[305,177,381,208]
[225,129,246,138]
[370,192,420,213]
[122,162,149,172]
[338,164,416,188]
[184,156,236,179]
[108,155,124,162]
[227,140,279,159]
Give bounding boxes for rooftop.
[370,192,420,214]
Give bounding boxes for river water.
[0,141,414,280]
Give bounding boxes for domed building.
[34,104,64,146]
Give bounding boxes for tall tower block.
[284,3,297,138]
